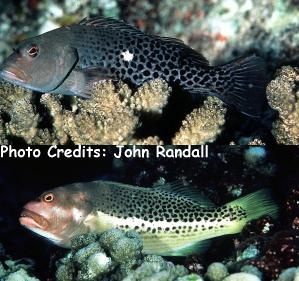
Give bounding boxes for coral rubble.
[266,66,299,145]
[0,245,39,281]
[55,227,299,281]
[205,262,229,281]
[55,229,200,281]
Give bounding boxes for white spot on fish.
[121,50,134,62]
[72,208,84,222]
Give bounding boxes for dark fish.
[0,17,267,116]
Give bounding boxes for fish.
[19,180,278,256]
[0,17,266,116]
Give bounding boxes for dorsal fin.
[79,16,143,36]
[181,46,209,66]
[152,181,215,207]
[152,35,209,66]
[79,17,209,66]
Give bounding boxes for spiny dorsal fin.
[181,47,209,66]
[152,35,209,66]
[152,181,215,207]
[79,16,143,36]
[79,17,209,66]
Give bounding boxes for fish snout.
[0,64,30,84]
[20,208,49,229]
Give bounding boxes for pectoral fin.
[50,67,116,98]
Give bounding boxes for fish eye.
[43,193,54,203]
[27,44,39,58]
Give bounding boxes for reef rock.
[267,66,299,144]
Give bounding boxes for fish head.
[19,187,91,247]
[0,29,78,93]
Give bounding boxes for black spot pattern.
[88,182,247,235]
[69,24,223,92]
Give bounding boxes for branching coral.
[0,79,231,145]
[40,79,171,145]
[173,97,226,144]
[267,66,299,144]
[0,79,171,144]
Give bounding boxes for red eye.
[27,44,39,57]
[43,193,54,203]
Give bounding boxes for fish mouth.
[0,67,28,84]
[19,209,49,229]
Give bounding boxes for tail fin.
[215,55,267,117]
[225,189,279,234]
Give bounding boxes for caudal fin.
[215,55,267,117]
[225,189,279,234]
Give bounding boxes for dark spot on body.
[153,72,159,79]
[140,55,146,63]
[128,68,133,75]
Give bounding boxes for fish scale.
[19,180,278,256]
[0,16,267,116]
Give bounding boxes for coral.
[122,257,189,281]
[0,80,232,145]
[41,79,170,145]
[150,0,299,66]
[222,272,261,281]
[205,262,229,281]
[4,268,40,281]
[276,267,299,281]
[247,139,266,145]
[56,229,143,281]
[177,274,204,281]
[56,229,204,281]
[0,251,39,281]
[0,79,171,144]
[266,66,299,144]
[173,97,226,144]
[240,265,262,279]
[122,78,170,114]
[0,82,54,144]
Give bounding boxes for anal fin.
[164,239,212,256]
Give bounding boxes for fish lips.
[0,68,29,85]
[0,61,32,85]
[19,209,49,230]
